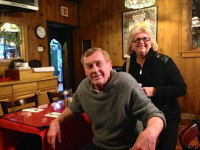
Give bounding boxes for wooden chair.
[0,94,40,149]
[28,59,42,68]
[0,94,38,114]
[47,90,71,103]
[179,120,200,150]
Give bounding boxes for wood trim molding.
[180,49,200,58]
[181,113,200,121]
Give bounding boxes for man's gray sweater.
[69,71,165,150]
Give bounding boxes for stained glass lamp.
[192,16,200,27]
[1,23,20,32]
[125,0,156,9]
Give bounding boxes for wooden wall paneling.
[178,0,188,102]
[163,0,172,56]
[46,1,57,20]
[170,1,181,58]
[72,30,82,88]
[156,0,165,55]
[193,59,200,114]
[177,0,187,87]
[180,58,194,113]
[94,24,102,47]
[46,0,78,26]
[28,12,47,63]
[78,0,90,26]
[167,0,183,80]
[77,0,125,67]
[106,0,125,66]
[96,1,108,51]
[109,19,123,66]
[102,23,110,53]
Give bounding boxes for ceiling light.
[192,16,200,27]
[125,0,156,9]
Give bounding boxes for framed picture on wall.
[81,39,92,53]
[122,6,157,58]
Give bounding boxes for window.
[192,0,200,48]
[0,22,22,59]
[180,0,200,57]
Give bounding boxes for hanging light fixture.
[192,16,200,27]
[125,0,156,9]
[1,23,20,32]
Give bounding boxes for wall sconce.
[125,0,156,9]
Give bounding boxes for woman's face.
[131,32,152,57]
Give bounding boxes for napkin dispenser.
[14,62,30,69]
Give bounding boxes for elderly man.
[47,47,166,150]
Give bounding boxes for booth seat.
[56,113,93,150]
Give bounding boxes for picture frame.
[122,6,157,58]
[60,6,68,17]
[81,39,92,53]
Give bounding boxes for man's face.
[83,51,112,91]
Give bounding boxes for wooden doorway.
[47,21,75,91]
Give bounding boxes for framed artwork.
[122,6,157,58]
[60,6,68,17]
[81,39,92,53]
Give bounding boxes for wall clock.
[35,25,46,39]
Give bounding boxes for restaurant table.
[0,100,93,150]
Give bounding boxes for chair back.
[47,90,71,103]
[29,60,42,68]
[179,120,200,150]
[0,94,38,114]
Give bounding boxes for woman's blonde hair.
[81,47,111,65]
[126,25,158,55]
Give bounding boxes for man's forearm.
[57,107,76,124]
[146,116,164,137]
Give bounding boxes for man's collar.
[90,83,99,94]
[89,70,115,94]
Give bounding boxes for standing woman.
[122,23,186,150]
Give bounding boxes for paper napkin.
[22,108,44,112]
[44,112,61,118]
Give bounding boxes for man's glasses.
[132,37,151,43]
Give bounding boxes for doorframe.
[47,21,76,91]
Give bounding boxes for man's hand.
[47,118,62,150]
[47,107,75,150]
[130,117,164,150]
[129,127,157,150]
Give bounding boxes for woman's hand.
[142,87,156,97]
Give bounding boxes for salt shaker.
[63,89,73,106]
